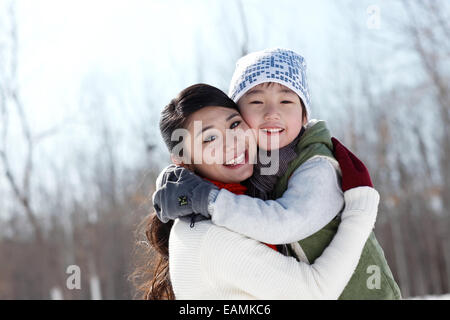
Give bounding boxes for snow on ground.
[408,293,450,300]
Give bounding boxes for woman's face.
[181,106,257,183]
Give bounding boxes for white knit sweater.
[169,187,379,300]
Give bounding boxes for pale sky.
[3,0,404,216]
[15,0,339,131]
[10,0,344,162]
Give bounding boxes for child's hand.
[152,165,218,223]
[331,137,373,191]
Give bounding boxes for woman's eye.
[281,100,293,104]
[203,135,216,143]
[249,100,263,104]
[230,120,241,129]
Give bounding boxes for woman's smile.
[223,149,249,169]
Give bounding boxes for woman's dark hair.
[131,213,174,299]
[160,83,239,154]
[131,84,239,300]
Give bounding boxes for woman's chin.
[220,164,253,183]
[241,165,253,180]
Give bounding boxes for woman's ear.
[170,153,183,165]
[170,154,195,171]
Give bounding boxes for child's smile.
[237,82,306,151]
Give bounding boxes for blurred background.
[0,0,449,299]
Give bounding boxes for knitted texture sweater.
[204,178,278,252]
[168,187,379,299]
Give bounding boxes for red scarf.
[204,178,278,252]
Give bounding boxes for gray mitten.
[152,165,218,223]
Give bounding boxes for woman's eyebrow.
[226,112,240,121]
[195,113,240,138]
[196,125,214,138]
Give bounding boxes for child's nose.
[264,105,281,120]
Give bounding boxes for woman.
[132,84,379,299]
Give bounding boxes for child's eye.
[281,100,293,104]
[203,135,216,143]
[230,120,241,129]
[249,100,263,104]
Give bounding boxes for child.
[153,49,401,299]
[145,83,380,299]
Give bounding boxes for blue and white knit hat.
[228,48,311,117]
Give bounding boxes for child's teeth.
[262,128,283,133]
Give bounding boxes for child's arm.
[209,156,343,244]
[202,187,379,299]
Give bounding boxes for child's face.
[237,82,306,150]
[180,106,257,183]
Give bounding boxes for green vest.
[272,120,402,300]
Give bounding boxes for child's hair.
[131,83,239,300]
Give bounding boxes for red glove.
[331,137,373,192]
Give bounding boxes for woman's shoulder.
[171,218,241,241]
[170,218,230,248]
[170,218,256,274]
[169,218,214,269]
[170,218,255,254]
[171,218,214,243]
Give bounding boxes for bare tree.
[0,1,44,245]
[332,0,450,297]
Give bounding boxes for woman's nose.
[224,133,242,155]
[224,137,238,153]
